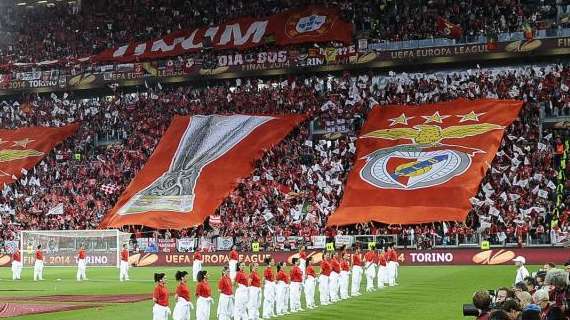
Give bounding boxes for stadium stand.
[1,65,569,250]
[0,0,563,65]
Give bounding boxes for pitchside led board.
[328,99,523,226]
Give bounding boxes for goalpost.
[20,230,131,268]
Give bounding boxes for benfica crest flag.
[269,6,353,45]
[327,99,523,226]
[436,16,463,39]
[100,114,304,229]
[0,124,78,185]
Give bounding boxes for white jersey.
[515,266,529,284]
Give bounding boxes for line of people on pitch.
[10,243,131,282]
[152,244,400,320]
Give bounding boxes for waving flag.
[436,16,463,39]
[0,124,78,185]
[100,114,304,229]
[327,99,522,226]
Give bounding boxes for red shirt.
[230,250,238,261]
[218,275,233,295]
[352,254,362,266]
[364,251,375,263]
[320,260,331,276]
[389,250,398,262]
[176,283,191,301]
[290,266,303,283]
[121,249,129,262]
[12,251,21,262]
[306,265,316,278]
[277,270,289,284]
[35,250,43,261]
[236,271,249,286]
[153,284,169,307]
[341,260,350,271]
[378,253,387,266]
[78,249,86,260]
[250,271,261,288]
[193,251,202,261]
[299,250,307,260]
[331,259,341,273]
[264,267,274,281]
[196,281,211,298]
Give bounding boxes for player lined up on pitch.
[8,242,132,282]
[150,244,400,320]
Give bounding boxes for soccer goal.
[20,230,131,267]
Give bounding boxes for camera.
[463,289,494,317]
[462,304,484,317]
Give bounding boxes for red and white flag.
[0,124,78,185]
[100,114,304,229]
[436,17,463,39]
[101,183,120,195]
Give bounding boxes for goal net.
[20,230,131,267]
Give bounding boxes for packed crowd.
[469,259,570,320]
[1,64,570,247]
[0,0,564,65]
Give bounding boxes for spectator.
[473,289,492,320]
[497,287,516,306]
[521,304,541,320]
[533,289,561,320]
[500,299,522,320]
[488,309,511,320]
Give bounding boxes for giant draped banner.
[328,99,523,226]
[95,6,352,63]
[100,114,304,229]
[0,124,79,185]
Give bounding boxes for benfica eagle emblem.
[360,121,502,190]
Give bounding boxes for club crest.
[359,122,503,190]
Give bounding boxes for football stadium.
[0,1,569,319]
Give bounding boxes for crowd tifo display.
[0,63,568,249]
[0,0,561,66]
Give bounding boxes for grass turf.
[0,265,539,319]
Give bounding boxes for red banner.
[0,124,78,185]
[100,114,304,229]
[328,99,523,226]
[94,6,352,63]
[437,17,463,39]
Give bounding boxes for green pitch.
[0,265,536,319]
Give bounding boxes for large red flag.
[327,99,523,226]
[436,16,463,39]
[100,114,304,229]
[269,6,353,45]
[0,124,79,185]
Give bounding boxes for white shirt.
[515,265,529,284]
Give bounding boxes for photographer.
[500,299,522,320]
[496,287,516,306]
[465,290,492,320]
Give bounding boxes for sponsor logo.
[0,254,10,266]
[505,39,542,52]
[129,253,159,267]
[472,249,515,265]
